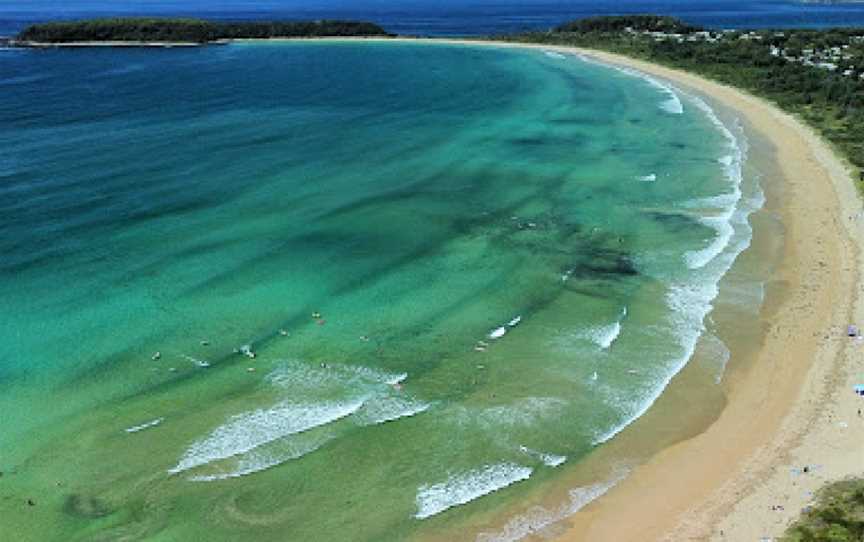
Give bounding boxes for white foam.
[592,284,716,445]
[476,469,629,542]
[169,399,365,474]
[573,53,684,114]
[683,206,736,270]
[125,417,164,433]
[543,50,566,60]
[562,54,762,448]
[700,332,732,384]
[614,64,683,114]
[489,326,507,339]
[267,361,406,391]
[637,173,657,182]
[415,463,533,519]
[584,307,626,349]
[355,396,431,425]
[470,397,569,430]
[519,446,566,467]
[587,321,620,349]
[540,453,567,467]
[660,95,684,114]
[682,96,745,270]
[182,354,210,368]
[595,224,760,445]
[593,95,762,446]
[187,434,332,482]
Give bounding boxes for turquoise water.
[0,42,761,541]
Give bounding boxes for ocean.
[0,38,769,541]
[3,0,864,37]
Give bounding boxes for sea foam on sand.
[476,469,629,542]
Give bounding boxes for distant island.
[14,18,392,45]
[12,15,862,185]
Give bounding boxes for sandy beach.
[377,38,864,540]
[492,43,864,542]
[5,34,861,541]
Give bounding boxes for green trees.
[16,18,390,43]
[555,15,700,34]
[782,480,864,542]
[500,18,864,185]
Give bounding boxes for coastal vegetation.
[781,479,864,541]
[497,15,864,185]
[15,18,390,44]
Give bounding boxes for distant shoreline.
[11,18,393,47]
[11,40,211,48]
[8,37,406,48]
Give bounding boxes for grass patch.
[782,479,864,542]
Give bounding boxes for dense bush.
[782,479,864,542]
[17,18,390,43]
[555,15,701,34]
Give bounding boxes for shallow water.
[0,41,761,541]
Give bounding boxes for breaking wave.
[169,399,365,474]
[476,469,629,542]
[415,463,533,519]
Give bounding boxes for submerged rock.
[63,494,113,519]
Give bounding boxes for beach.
[331,37,863,540]
[438,41,864,541]
[1,36,861,541]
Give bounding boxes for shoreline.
[354,38,862,540]
[543,44,863,542]
[7,36,394,48]
[7,35,860,540]
[10,40,211,48]
[495,43,863,541]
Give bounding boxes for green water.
[0,41,762,541]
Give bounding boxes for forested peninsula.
[14,18,391,45]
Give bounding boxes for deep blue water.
[2,0,864,37]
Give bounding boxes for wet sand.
[505,45,863,542]
[383,39,862,541]
[285,37,862,541]
[2,33,857,542]
[115,36,863,540]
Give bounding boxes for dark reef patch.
[63,494,114,519]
